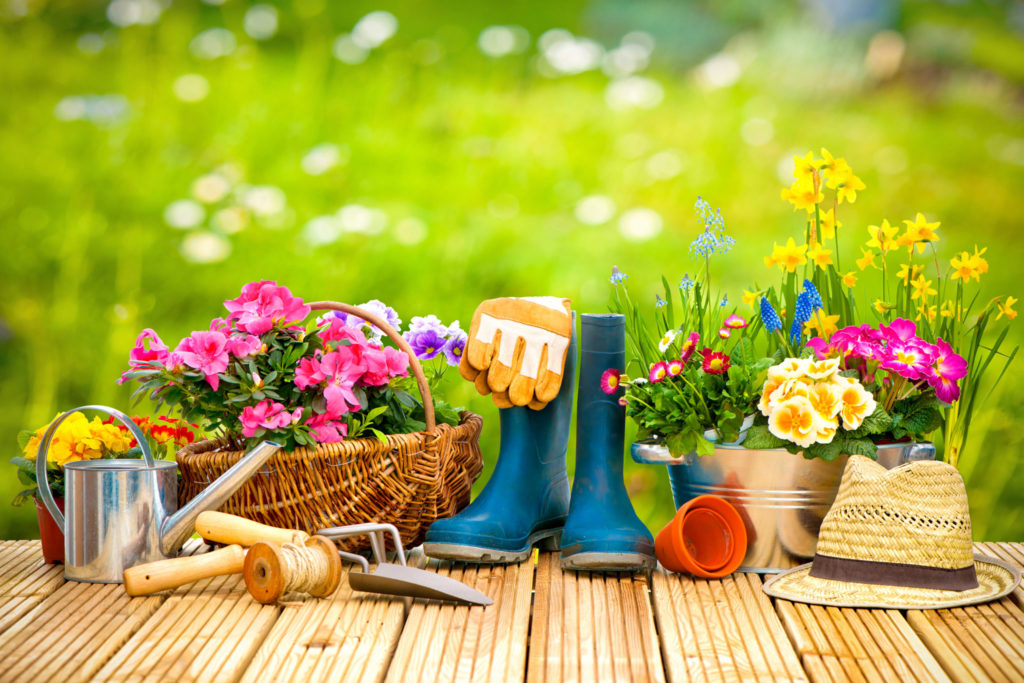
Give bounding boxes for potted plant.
[11,414,198,563]
[118,281,483,548]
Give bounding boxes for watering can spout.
[159,440,281,557]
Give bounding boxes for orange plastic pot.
[655,494,747,578]
[35,496,65,564]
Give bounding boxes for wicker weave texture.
[814,455,974,569]
[177,412,483,553]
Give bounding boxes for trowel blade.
[348,563,493,606]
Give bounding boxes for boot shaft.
[574,314,626,486]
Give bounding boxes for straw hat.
[763,455,1020,609]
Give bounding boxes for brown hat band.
[808,553,980,591]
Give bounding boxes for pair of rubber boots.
[424,314,655,571]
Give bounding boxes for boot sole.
[423,529,562,564]
[560,551,656,572]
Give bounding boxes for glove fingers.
[459,353,480,383]
[474,366,492,396]
[527,398,547,411]
[492,389,514,409]
[466,327,497,371]
[509,344,542,407]
[487,336,523,393]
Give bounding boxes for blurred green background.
[2,0,1022,540]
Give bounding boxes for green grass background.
[1,0,1022,540]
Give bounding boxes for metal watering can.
[36,405,280,583]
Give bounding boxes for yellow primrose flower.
[866,219,899,254]
[804,314,840,339]
[841,271,857,288]
[807,382,842,419]
[758,374,788,416]
[767,238,808,273]
[838,381,877,430]
[806,243,833,270]
[832,168,866,204]
[743,289,764,307]
[910,274,937,301]
[806,357,841,381]
[896,263,922,285]
[815,208,842,239]
[916,303,937,323]
[873,299,889,314]
[768,396,822,449]
[997,296,1018,320]
[781,177,824,213]
[856,248,877,271]
[899,213,941,254]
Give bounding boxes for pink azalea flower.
[120,329,171,384]
[175,330,230,390]
[359,347,391,386]
[321,346,367,382]
[306,413,348,443]
[680,332,700,364]
[239,400,299,438]
[324,376,362,416]
[383,347,410,378]
[209,317,231,333]
[226,333,262,358]
[600,369,621,394]
[649,361,669,383]
[294,354,325,391]
[224,280,311,335]
[723,314,748,329]
[320,317,370,347]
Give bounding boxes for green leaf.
[369,428,387,444]
[695,436,716,457]
[848,406,892,437]
[743,425,789,449]
[837,436,877,459]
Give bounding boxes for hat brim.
[762,554,1021,610]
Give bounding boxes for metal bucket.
[631,441,936,573]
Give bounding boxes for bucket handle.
[36,405,155,532]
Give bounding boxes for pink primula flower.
[175,330,230,390]
[239,400,303,438]
[880,340,936,381]
[224,280,311,335]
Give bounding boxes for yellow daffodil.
[832,168,866,204]
[767,238,808,273]
[997,296,1018,320]
[781,177,823,213]
[910,274,937,301]
[856,248,877,271]
[950,251,981,282]
[899,213,940,254]
[792,151,818,182]
[866,219,899,254]
[815,208,842,239]
[841,271,857,288]
[916,303,937,322]
[743,289,764,307]
[819,148,841,175]
[807,242,833,270]
[941,300,964,319]
[804,313,840,339]
[873,299,890,314]
[896,263,922,285]
[823,155,854,189]
[971,246,989,276]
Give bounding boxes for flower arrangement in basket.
[119,280,483,548]
[606,150,1016,465]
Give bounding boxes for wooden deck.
[1,540,1024,682]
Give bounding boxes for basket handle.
[308,301,435,434]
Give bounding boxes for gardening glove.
[459,297,573,409]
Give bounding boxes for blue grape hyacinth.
[760,297,782,333]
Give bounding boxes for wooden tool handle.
[123,545,246,596]
[196,511,309,547]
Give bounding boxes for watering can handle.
[36,405,155,532]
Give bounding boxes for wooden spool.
[243,535,342,604]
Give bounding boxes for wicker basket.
[176,300,484,553]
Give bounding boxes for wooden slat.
[528,553,663,683]
[0,541,64,636]
[385,554,529,683]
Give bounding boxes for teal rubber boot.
[423,326,577,563]
[559,314,655,572]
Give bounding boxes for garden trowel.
[317,523,493,606]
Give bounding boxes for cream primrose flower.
[767,395,824,449]
[773,357,811,380]
[758,373,787,416]
[815,417,839,443]
[658,329,679,353]
[807,381,842,420]
[805,356,841,381]
[838,380,877,430]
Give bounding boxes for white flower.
[657,329,678,353]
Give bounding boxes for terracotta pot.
[655,494,747,578]
[35,497,64,564]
